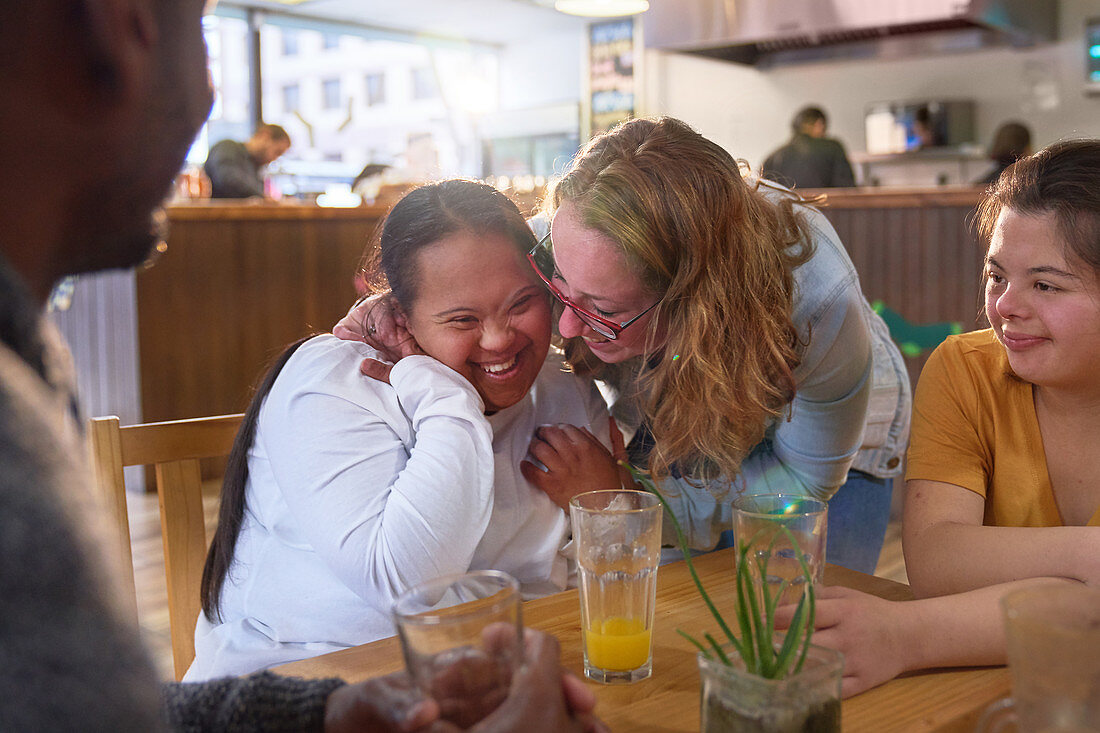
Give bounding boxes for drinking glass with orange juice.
[570,490,662,683]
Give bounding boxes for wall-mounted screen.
[865,101,975,155]
[1087,18,1100,91]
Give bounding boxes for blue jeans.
[824,470,893,574]
[713,469,893,575]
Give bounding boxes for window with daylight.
[322,78,341,110]
[411,67,438,100]
[242,12,506,193]
[282,84,300,113]
[281,30,299,56]
[366,72,385,106]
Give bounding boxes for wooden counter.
[52,202,386,433]
[53,188,987,435]
[805,186,987,390]
[138,203,385,423]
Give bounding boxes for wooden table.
[275,550,1009,732]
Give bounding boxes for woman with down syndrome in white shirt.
[186,180,613,680]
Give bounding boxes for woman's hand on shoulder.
[359,336,426,385]
[335,293,420,360]
[521,424,626,510]
[334,293,390,346]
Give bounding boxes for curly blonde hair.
[544,117,815,483]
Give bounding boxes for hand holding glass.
[393,570,522,728]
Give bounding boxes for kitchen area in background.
[643,0,1091,186]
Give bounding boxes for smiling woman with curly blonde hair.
[524,117,911,572]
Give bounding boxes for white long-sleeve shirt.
[186,335,609,680]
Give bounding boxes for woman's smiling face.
[984,207,1100,392]
[402,229,553,412]
[548,201,665,363]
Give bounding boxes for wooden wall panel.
[135,206,384,423]
[54,192,990,442]
[813,188,986,391]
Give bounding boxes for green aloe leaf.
[739,541,773,676]
[733,542,759,673]
[703,632,733,667]
[620,463,738,647]
[678,629,712,658]
[773,587,810,677]
[618,462,817,680]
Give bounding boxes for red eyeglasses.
[527,233,660,340]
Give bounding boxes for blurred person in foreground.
[204,123,290,199]
[778,139,1100,698]
[0,2,602,731]
[761,106,857,189]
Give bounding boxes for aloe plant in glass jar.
[624,465,843,733]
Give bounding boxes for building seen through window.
[282,84,299,113]
[365,72,385,107]
[411,67,439,101]
[187,7,574,200]
[281,30,298,56]
[187,13,250,170]
[322,78,341,110]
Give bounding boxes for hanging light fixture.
[554,0,649,18]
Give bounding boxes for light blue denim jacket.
[607,188,911,550]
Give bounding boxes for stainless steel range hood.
[643,0,1058,66]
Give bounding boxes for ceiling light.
[554,0,649,18]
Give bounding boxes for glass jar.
[698,643,843,733]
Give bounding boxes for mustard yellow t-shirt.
[906,329,1100,528]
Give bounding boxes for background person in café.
[778,139,1100,697]
[973,120,1033,186]
[0,2,603,731]
[203,122,290,199]
[524,116,910,574]
[189,180,613,681]
[761,105,857,189]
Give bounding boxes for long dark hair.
[200,336,311,621]
[361,179,536,310]
[200,180,535,622]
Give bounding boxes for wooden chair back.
[88,413,244,680]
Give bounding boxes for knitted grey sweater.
[0,256,345,732]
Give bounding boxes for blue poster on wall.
[589,18,635,137]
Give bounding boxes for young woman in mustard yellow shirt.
[780,138,1100,697]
